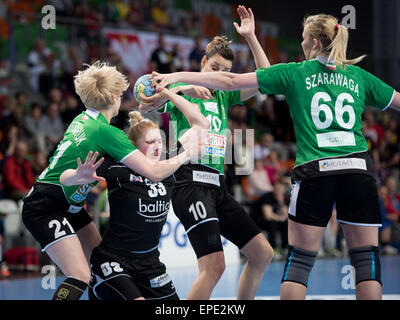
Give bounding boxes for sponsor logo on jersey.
[70,183,94,202]
[319,158,367,172]
[192,170,220,186]
[204,102,219,114]
[204,133,226,157]
[129,174,143,183]
[137,198,170,218]
[150,273,171,288]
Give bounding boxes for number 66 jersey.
[256,56,395,181]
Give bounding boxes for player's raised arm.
[233,5,271,101]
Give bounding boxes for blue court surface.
[0,256,399,300]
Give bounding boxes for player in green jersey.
[151,14,400,300]
[22,62,204,300]
[140,6,274,300]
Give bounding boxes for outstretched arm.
[234,5,270,102]
[152,70,259,92]
[388,91,400,111]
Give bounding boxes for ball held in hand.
[133,74,156,103]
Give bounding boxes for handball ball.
[134,74,155,103]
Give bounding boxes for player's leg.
[336,174,382,300]
[280,177,335,300]
[172,186,225,300]
[76,221,102,263]
[280,220,325,299]
[186,223,226,300]
[217,188,273,299]
[46,236,91,299]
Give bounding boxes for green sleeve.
[157,82,189,113]
[256,63,295,95]
[361,69,395,110]
[224,89,243,107]
[98,123,137,162]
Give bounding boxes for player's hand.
[233,5,255,38]
[139,91,168,112]
[150,71,176,89]
[181,85,213,100]
[75,151,105,184]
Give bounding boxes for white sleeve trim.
[382,89,396,111]
[120,149,139,163]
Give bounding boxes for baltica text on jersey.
[306,72,359,96]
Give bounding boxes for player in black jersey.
[65,87,209,300]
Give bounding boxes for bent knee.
[243,234,274,266]
[198,252,226,279]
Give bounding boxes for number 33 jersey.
[37,108,137,206]
[97,158,175,253]
[256,56,395,180]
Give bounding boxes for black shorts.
[288,174,382,227]
[90,244,178,300]
[171,184,260,258]
[22,183,93,251]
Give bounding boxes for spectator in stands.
[150,33,172,73]
[30,151,48,180]
[0,125,18,158]
[254,132,274,163]
[127,0,145,27]
[249,181,289,252]
[378,185,399,255]
[189,36,204,72]
[0,217,11,278]
[150,0,175,31]
[2,141,34,201]
[22,103,46,154]
[385,176,400,217]
[247,159,273,200]
[9,92,28,127]
[39,103,65,154]
[171,43,184,72]
[27,39,53,92]
[363,110,384,147]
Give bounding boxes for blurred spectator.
[8,91,28,127]
[171,43,184,72]
[39,103,64,154]
[150,0,175,31]
[378,185,399,255]
[150,33,172,73]
[0,125,19,158]
[0,217,11,277]
[60,95,82,126]
[246,159,273,200]
[127,0,145,27]
[254,133,274,162]
[0,58,12,95]
[363,110,384,147]
[22,103,46,154]
[189,36,204,72]
[385,176,400,217]
[30,151,48,180]
[249,181,289,252]
[378,129,400,177]
[27,39,53,92]
[2,141,34,201]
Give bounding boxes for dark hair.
[205,36,234,61]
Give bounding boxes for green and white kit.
[37,108,137,206]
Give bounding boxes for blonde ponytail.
[304,14,365,68]
[128,111,158,142]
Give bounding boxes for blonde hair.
[205,36,234,61]
[128,111,159,142]
[303,14,365,68]
[74,61,129,110]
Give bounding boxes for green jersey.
[163,83,242,174]
[256,57,395,171]
[37,108,137,206]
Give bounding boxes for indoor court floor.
[0,256,399,300]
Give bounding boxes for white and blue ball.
[133,74,156,103]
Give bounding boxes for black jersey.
[98,158,175,253]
